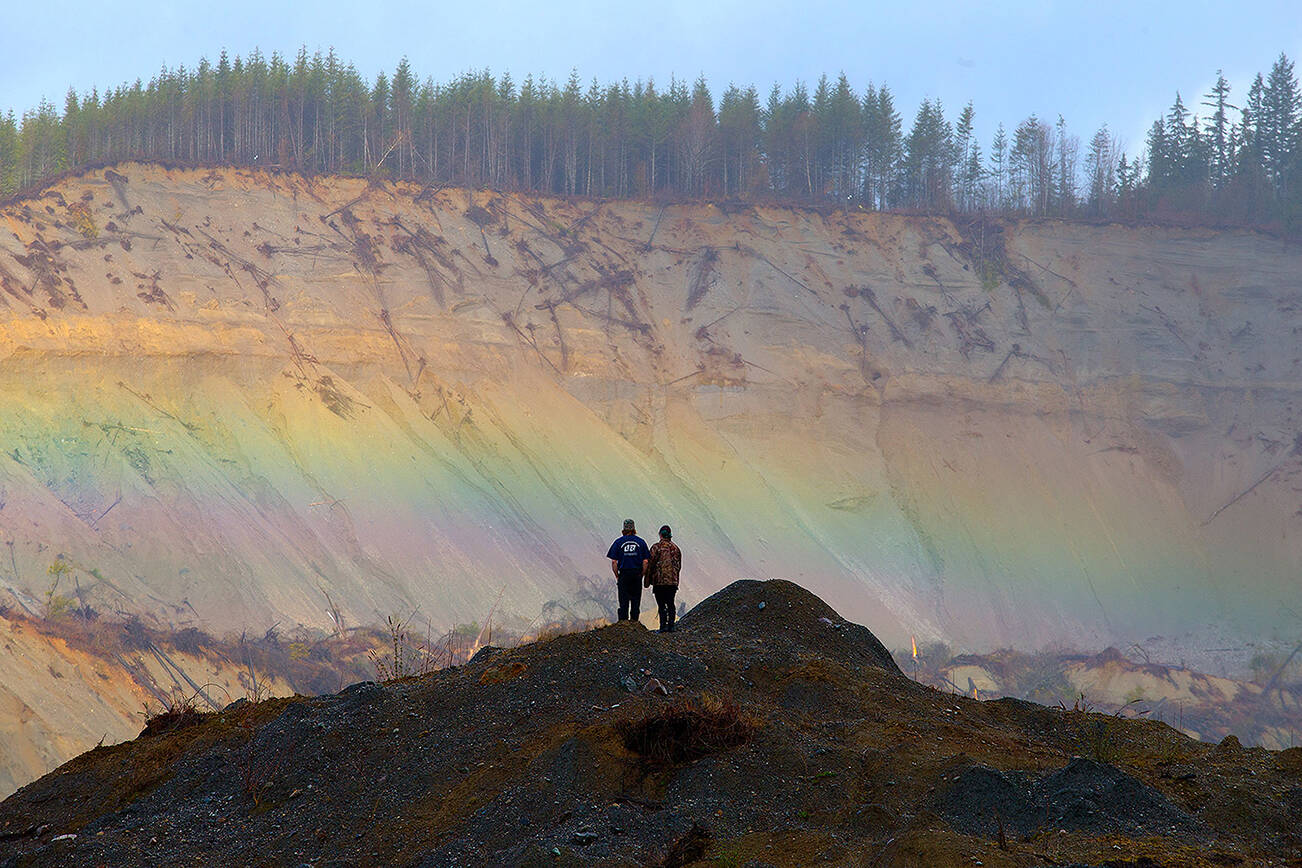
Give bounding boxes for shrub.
[619,694,759,765]
[44,557,77,619]
[70,203,98,239]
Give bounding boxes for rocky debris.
[0,580,1298,867]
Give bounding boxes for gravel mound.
[677,579,902,675]
[936,757,1204,839]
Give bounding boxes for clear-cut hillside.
[1,163,1299,663]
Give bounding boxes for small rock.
[551,847,561,857]
[642,677,669,695]
[51,834,76,842]
[469,645,503,664]
[620,675,637,692]
[758,601,766,610]
[570,830,598,845]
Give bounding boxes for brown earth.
[1,580,1299,868]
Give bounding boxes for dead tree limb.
[1018,252,1078,287]
[860,287,911,347]
[1139,304,1190,349]
[738,244,820,300]
[662,367,704,387]
[1203,464,1285,526]
[90,494,122,529]
[1261,640,1302,701]
[645,206,668,249]
[989,347,1018,383]
[323,194,367,220]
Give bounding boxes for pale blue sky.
[3,1,1300,156]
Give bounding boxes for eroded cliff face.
[0,611,299,798]
[0,164,1299,667]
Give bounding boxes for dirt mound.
[0,580,1296,867]
[936,758,1203,840]
[677,579,902,675]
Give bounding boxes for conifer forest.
[3,48,1302,230]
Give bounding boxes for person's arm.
[607,539,620,577]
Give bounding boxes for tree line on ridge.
[2,48,1301,231]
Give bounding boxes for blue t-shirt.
[606,534,649,572]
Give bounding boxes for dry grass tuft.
[141,690,207,737]
[619,694,759,766]
[369,614,440,682]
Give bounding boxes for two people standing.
[605,519,681,633]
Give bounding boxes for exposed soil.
[1,580,1298,867]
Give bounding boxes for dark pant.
[652,585,677,632]
[617,570,643,621]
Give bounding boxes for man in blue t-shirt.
[606,518,650,622]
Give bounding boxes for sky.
[3,0,1301,157]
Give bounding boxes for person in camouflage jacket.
[643,525,681,633]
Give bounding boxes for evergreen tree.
[1085,124,1116,215]
[1202,71,1232,188]
[987,123,1008,209]
[818,72,861,201]
[953,101,976,209]
[1262,52,1299,194]
[678,76,716,195]
[718,83,761,197]
[903,98,953,210]
[0,111,18,195]
[1146,118,1170,189]
[1012,115,1053,214]
[862,83,902,209]
[1054,114,1078,215]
